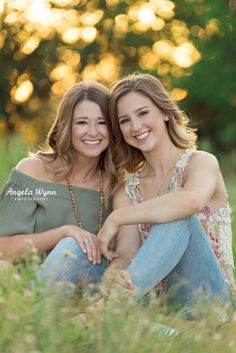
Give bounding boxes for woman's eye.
[98,120,106,125]
[139,110,149,117]
[76,121,87,125]
[119,118,129,125]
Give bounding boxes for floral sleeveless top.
[125,149,235,291]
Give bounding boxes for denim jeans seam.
[53,257,93,282]
[128,219,193,298]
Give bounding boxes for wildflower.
[63,249,77,259]
[0,296,5,305]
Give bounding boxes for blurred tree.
[174,0,236,151]
[0,0,235,150]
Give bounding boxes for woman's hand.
[101,267,137,298]
[62,225,101,265]
[97,212,120,260]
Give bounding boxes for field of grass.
[0,136,236,353]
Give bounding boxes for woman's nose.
[131,119,142,132]
[87,123,98,136]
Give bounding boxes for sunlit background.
[1,4,236,329]
[0,0,235,151]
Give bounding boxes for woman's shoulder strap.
[124,173,142,203]
[176,149,194,170]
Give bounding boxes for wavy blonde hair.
[109,73,197,179]
[37,81,117,188]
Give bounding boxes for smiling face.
[117,91,168,153]
[72,99,109,159]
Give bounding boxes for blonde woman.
[0,81,117,289]
[98,73,234,316]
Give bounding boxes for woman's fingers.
[97,218,120,259]
[102,269,135,297]
[113,270,134,289]
[72,231,101,264]
[92,237,101,264]
[120,270,133,287]
[98,240,110,259]
[108,250,120,261]
[112,276,129,289]
[82,237,93,261]
[83,236,101,265]
[74,235,88,255]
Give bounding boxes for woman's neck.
[69,154,100,186]
[142,142,182,177]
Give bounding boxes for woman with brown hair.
[98,73,234,316]
[0,81,117,289]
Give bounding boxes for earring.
[164,116,169,121]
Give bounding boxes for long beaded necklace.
[66,167,104,234]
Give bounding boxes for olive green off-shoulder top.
[0,169,112,236]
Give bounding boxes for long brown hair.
[37,81,117,187]
[109,73,197,179]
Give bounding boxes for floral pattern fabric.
[125,149,235,292]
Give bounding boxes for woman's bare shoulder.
[190,150,219,168]
[112,182,131,208]
[16,157,50,180]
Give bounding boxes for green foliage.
[226,177,236,257]
[0,136,30,188]
[0,0,235,150]
[0,259,236,353]
[174,0,236,151]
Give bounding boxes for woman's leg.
[127,216,231,309]
[37,237,107,290]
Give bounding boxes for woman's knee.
[50,237,85,259]
[37,237,86,284]
[148,218,191,245]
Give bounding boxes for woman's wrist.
[110,209,123,227]
[59,225,68,239]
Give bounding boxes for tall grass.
[1,258,236,353]
[0,136,236,353]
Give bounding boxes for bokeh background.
[0,0,235,240]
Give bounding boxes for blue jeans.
[37,237,108,291]
[37,217,231,312]
[127,216,231,312]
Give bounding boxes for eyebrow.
[118,106,150,120]
[73,116,105,120]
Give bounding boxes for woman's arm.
[0,227,65,261]
[0,224,102,263]
[116,152,221,223]
[100,186,141,293]
[98,151,222,258]
[103,185,141,263]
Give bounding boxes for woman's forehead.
[117,92,153,111]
